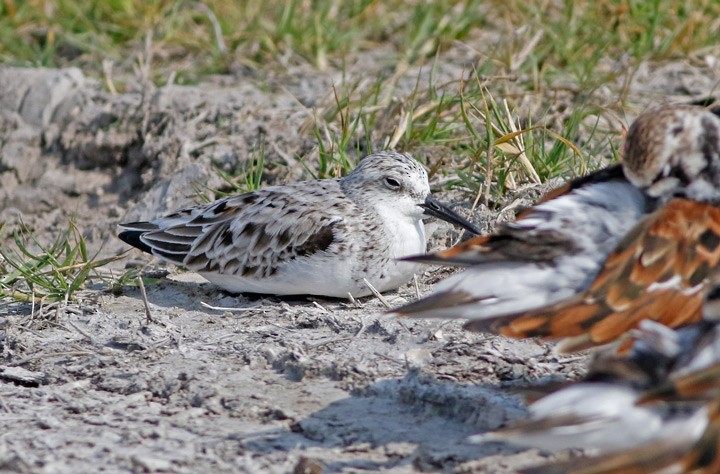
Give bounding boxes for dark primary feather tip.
[118,230,153,254]
[118,221,160,232]
[389,290,479,316]
[398,253,448,264]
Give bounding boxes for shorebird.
[396,106,720,351]
[393,164,649,320]
[119,151,478,298]
[514,318,720,474]
[472,319,712,455]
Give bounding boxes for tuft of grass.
[192,144,269,204]
[0,1,490,83]
[395,0,485,67]
[216,143,267,194]
[258,0,375,70]
[452,85,600,200]
[304,83,371,179]
[3,0,717,208]
[0,221,119,305]
[491,0,720,89]
[301,66,599,202]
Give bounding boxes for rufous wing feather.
[465,199,720,351]
[401,235,494,265]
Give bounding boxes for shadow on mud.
[234,372,528,471]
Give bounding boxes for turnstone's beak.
[419,195,482,235]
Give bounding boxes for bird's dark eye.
[384,177,401,190]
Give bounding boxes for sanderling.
[396,106,720,351]
[119,151,477,298]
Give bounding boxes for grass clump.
[304,83,373,179]
[303,65,604,201]
[193,144,269,203]
[0,0,487,83]
[0,221,119,305]
[492,0,720,89]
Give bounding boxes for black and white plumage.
[393,164,650,319]
[119,151,476,298]
[473,319,716,456]
[396,106,720,351]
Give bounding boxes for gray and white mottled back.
[118,151,434,297]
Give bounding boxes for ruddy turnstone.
[393,164,649,319]
[473,319,710,455]
[396,106,720,351]
[119,151,478,298]
[515,319,720,474]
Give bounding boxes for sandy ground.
[1,53,719,473]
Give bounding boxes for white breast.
[367,204,427,293]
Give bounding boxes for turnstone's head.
[623,106,720,202]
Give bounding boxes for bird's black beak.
[419,195,482,235]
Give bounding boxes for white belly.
[198,250,354,297]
